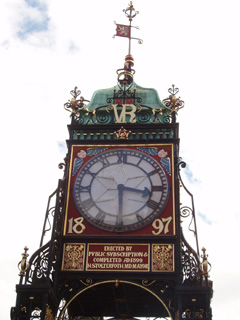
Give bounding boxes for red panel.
[64,144,175,237]
[86,243,150,272]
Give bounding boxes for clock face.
[73,148,169,232]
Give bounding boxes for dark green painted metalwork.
[87,82,165,111]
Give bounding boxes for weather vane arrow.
[113,1,143,56]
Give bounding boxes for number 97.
[152,216,172,235]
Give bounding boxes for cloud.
[0,0,51,47]
[68,41,79,54]
[24,0,46,10]
[182,163,201,185]
[17,1,50,39]
[17,15,49,39]
[1,0,240,319]
[58,141,67,154]
[197,211,213,225]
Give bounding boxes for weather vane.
[113,2,142,85]
[113,1,143,56]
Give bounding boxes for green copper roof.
[87,82,165,111]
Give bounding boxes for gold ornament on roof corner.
[64,86,90,114]
[162,84,185,114]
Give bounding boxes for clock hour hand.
[118,184,150,197]
[117,184,124,226]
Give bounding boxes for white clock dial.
[74,148,169,232]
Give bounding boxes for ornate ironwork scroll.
[181,230,200,284]
[106,84,142,105]
[25,241,52,284]
[179,159,200,256]
[64,84,176,126]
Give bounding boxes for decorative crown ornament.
[64,86,89,114]
[163,84,185,114]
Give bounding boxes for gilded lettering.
[112,104,137,123]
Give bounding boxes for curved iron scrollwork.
[96,111,112,124]
[25,239,59,286]
[180,206,192,218]
[178,158,200,256]
[25,242,51,285]
[23,178,64,286]
[30,309,41,319]
[106,84,142,105]
[141,279,156,287]
[162,115,172,123]
[64,87,90,115]
[162,84,184,114]
[179,159,186,169]
[40,189,57,247]
[40,178,65,247]
[181,230,201,284]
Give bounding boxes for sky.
[0,0,240,318]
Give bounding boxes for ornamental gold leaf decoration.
[152,244,174,272]
[62,244,85,271]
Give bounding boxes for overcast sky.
[1,0,240,319]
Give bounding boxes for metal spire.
[113,1,142,56]
[113,2,142,85]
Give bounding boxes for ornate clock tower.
[11,2,213,320]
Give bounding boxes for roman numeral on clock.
[152,185,163,192]
[81,198,94,211]
[136,214,143,222]
[85,169,97,178]
[117,153,128,164]
[95,211,106,222]
[122,154,128,163]
[147,199,159,210]
[99,157,110,167]
[78,185,90,192]
[147,169,160,177]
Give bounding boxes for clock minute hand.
[121,185,150,197]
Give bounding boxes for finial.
[123,1,139,22]
[113,3,143,85]
[199,247,212,278]
[64,87,89,113]
[113,2,142,55]
[162,84,185,114]
[18,246,29,278]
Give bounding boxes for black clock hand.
[117,184,124,226]
[120,185,150,197]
